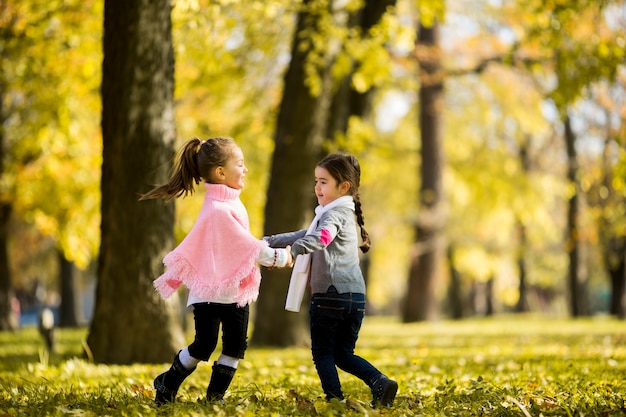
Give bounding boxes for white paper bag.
[285,255,309,312]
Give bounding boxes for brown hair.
[139,137,237,201]
[317,153,371,253]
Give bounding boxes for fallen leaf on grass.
[345,398,368,412]
[129,384,151,397]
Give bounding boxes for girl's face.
[314,166,349,206]
[216,146,247,189]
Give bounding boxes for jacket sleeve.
[264,230,307,248]
[290,210,344,256]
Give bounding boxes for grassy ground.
[1,315,625,416]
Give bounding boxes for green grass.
[1,316,625,416]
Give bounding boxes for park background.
[1,1,626,415]
[0,0,625,361]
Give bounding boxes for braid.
[354,194,371,253]
[139,138,203,201]
[346,155,370,252]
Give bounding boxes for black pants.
[187,302,249,361]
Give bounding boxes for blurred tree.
[439,0,624,317]
[58,251,82,327]
[0,1,102,329]
[325,0,397,140]
[0,1,46,330]
[607,137,626,315]
[585,81,626,316]
[0,96,14,330]
[86,0,184,363]
[445,64,565,314]
[603,120,626,317]
[4,0,622,328]
[563,113,588,316]
[253,0,396,345]
[254,0,346,346]
[170,0,296,239]
[403,18,445,322]
[514,139,532,313]
[513,0,625,316]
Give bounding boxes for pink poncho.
[153,183,268,307]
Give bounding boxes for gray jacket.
[264,206,365,295]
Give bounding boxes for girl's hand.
[285,246,294,268]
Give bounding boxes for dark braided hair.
[317,153,371,253]
[140,137,237,201]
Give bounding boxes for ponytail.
[139,138,204,201]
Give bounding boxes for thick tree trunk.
[403,22,445,322]
[253,0,394,346]
[86,0,184,364]
[0,202,17,331]
[253,0,336,347]
[0,77,17,330]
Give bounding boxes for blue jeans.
[309,287,382,400]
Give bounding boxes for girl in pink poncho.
[140,137,293,405]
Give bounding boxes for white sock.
[216,354,239,369]
[179,347,200,370]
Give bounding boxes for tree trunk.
[402,22,445,322]
[471,279,494,316]
[86,0,184,364]
[0,202,17,331]
[608,245,626,317]
[516,141,530,312]
[446,245,463,319]
[324,0,395,315]
[253,0,338,347]
[485,277,494,316]
[597,119,626,318]
[58,250,82,327]
[252,0,395,346]
[564,113,588,317]
[515,237,529,312]
[0,75,17,330]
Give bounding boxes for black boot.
[154,352,196,405]
[370,374,398,407]
[205,363,236,402]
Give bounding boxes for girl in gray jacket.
[264,153,397,407]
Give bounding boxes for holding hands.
[267,245,294,269]
[285,245,294,268]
